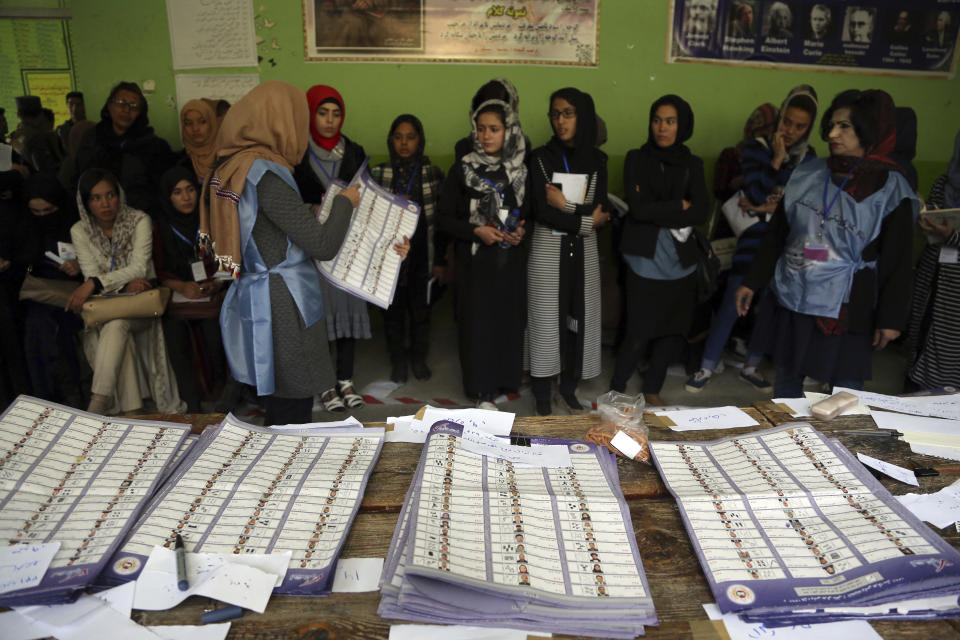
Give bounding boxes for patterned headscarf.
[461,99,527,226]
[76,172,146,270]
[199,81,310,275]
[179,99,220,184]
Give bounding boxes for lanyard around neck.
[400,161,421,196]
[820,161,861,227]
[170,226,195,247]
[562,153,571,174]
[309,147,339,184]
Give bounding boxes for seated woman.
[17,174,85,405]
[687,85,818,394]
[611,95,709,406]
[153,165,227,412]
[370,114,445,383]
[293,85,370,412]
[736,90,917,397]
[906,129,960,389]
[438,98,529,410]
[178,99,220,185]
[63,82,175,219]
[528,87,609,415]
[66,169,185,414]
[201,81,406,427]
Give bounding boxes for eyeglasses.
[112,100,141,112]
[548,109,576,120]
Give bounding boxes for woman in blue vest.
[199,81,361,427]
[735,90,918,398]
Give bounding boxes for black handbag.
[691,230,721,303]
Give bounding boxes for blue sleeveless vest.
[772,159,917,319]
[220,159,325,396]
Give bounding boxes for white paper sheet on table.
[654,406,758,431]
[148,623,231,640]
[872,409,960,436]
[270,416,365,432]
[420,406,514,436]
[897,480,960,529]
[331,557,384,593]
[460,426,570,467]
[909,441,960,461]
[702,603,882,640]
[855,452,919,486]
[385,416,426,443]
[133,547,289,613]
[0,542,60,595]
[389,624,550,639]
[833,387,960,420]
[15,591,161,640]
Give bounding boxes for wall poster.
[303,0,599,66]
[668,0,959,76]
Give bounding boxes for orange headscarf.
[179,99,219,183]
[198,81,310,274]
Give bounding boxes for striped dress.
[527,151,603,380]
[906,175,960,388]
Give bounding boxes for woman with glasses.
[63,82,175,220]
[527,88,609,415]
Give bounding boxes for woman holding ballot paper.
[293,84,371,413]
[610,94,709,406]
[200,81,360,427]
[438,98,529,411]
[527,87,609,416]
[735,89,918,398]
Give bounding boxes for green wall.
[68,1,958,199]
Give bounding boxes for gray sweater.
[254,171,353,397]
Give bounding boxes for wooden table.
[135,409,960,639]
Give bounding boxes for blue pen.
[201,604,244,624]
[175,533,189,591]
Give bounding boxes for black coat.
[618,148,710,267]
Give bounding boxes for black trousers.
[383,270,431,365]
[333,337,355,381]
[264,395,313,426]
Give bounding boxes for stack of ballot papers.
[649,423,960,627]
[0,396,192,606]
[378,421,657,639]
[872,409,960,461]
[98,413,383,596]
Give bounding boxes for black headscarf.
[20,174,79,274]
[157,165,200,274]
[641,94,695,166]
[386,114,429,202]
[99,81,152,138]
[546,87,602,174]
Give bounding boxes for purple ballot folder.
[649,423,960,626]
[378,421,657,639]
[0,396,191,606]
[100,413,383,596]
[315,159,421,310]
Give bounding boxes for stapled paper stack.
[0,396,191,605]
[649,423,960,626]
[99,413,383,596]
[378,421,657,639]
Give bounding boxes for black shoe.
[560,392,584,411]
[391,360,408,384]
[411,360,431,381]
[535,396,552,416]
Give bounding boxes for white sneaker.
[477,400,499,411]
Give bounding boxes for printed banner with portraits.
[303,0,598,66]
[668,0,959,76]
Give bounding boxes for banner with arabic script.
[303,0,598,66]
[667,0,959,77]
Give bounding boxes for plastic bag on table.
[585,391,650,464]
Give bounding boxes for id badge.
[191,261,207,282]
[940,246,959,264]
[803,242,830,262]
[58,241,76,261]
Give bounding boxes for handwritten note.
[460,426,570,467]
[133,547,287,613]
[833,387,960,420]
[420,406,514,437]
[0,543,59,595]
[897,481,960,529]
[166,0,258,69]
[702,603,882,640]
[331,558,384,593]
[856,453,919,486]
[174,73,260,112]
[654,406,759,431]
